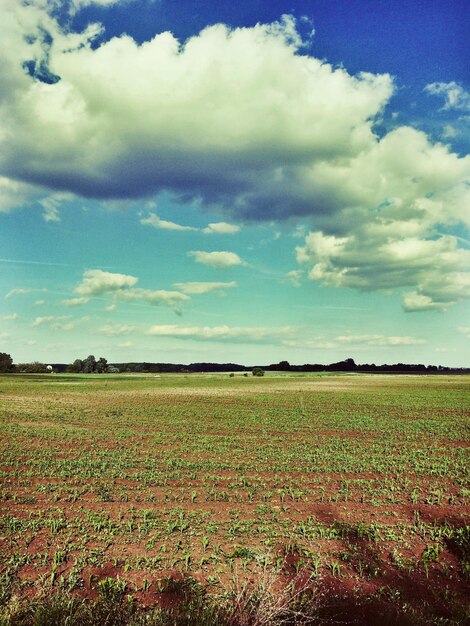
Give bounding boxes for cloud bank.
[147,324,295,342]
[145,324,425,348]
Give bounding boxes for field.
[0,373,469,625]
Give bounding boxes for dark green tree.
[16,362,48,373]
[252,367,265,377]
[96,357,108,373]
[82,355,96,374]
[0,352,13,373]
[68,359,84,373]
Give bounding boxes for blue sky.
[0,0,469,366]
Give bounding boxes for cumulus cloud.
[296,167,470,311]
[173,281,237,294]
[0,8,393,214]
[425,82,470,111]
[74,269,138,297]
[71,268,189,312]
[402,292,448,312]
[188,251,245,268]
[147,324,296,342]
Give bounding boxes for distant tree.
[16,362,49,373]
[252,367,265,377]
[328,358,356,372]
[67,359,84,373]
[96,357,108,373]
[82,355,97,374]
[0,352,13,373]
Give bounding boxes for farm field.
[0,373,469,624]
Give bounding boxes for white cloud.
[458,326,470,340]
[284,332,426,349]
[70,269,189,312]
[5,288,31,299]
[335,334,426,347]
[402,292,448,312]
[71,0,122,10]
[62,296,89,307]
[188,250,245,268]
[281,337,338,350]
[202,222,240,234]
[442,125,458,139]
[2,313,18,320]
[39,197,60,222]
[425,82,470,111]
[117,340,134,348]
[74,269,138,297]
[99,323,136,336]
[140,213,197,232]
[0,176,40,213]
[115,288,189,308]
[172,281,237,294]
[140,214,240,235]
[147,324,295,342]
[296,206,470,312]
[286,270,303,287]
[32,315,69,327]
[68,269,189,313]
[32,314,90,330]
[51,316,90,331]
[0,8,393,216]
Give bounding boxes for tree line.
[0,352,468,375]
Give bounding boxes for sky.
[0,0,469,367]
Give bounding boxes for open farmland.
[0,373,469,624]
